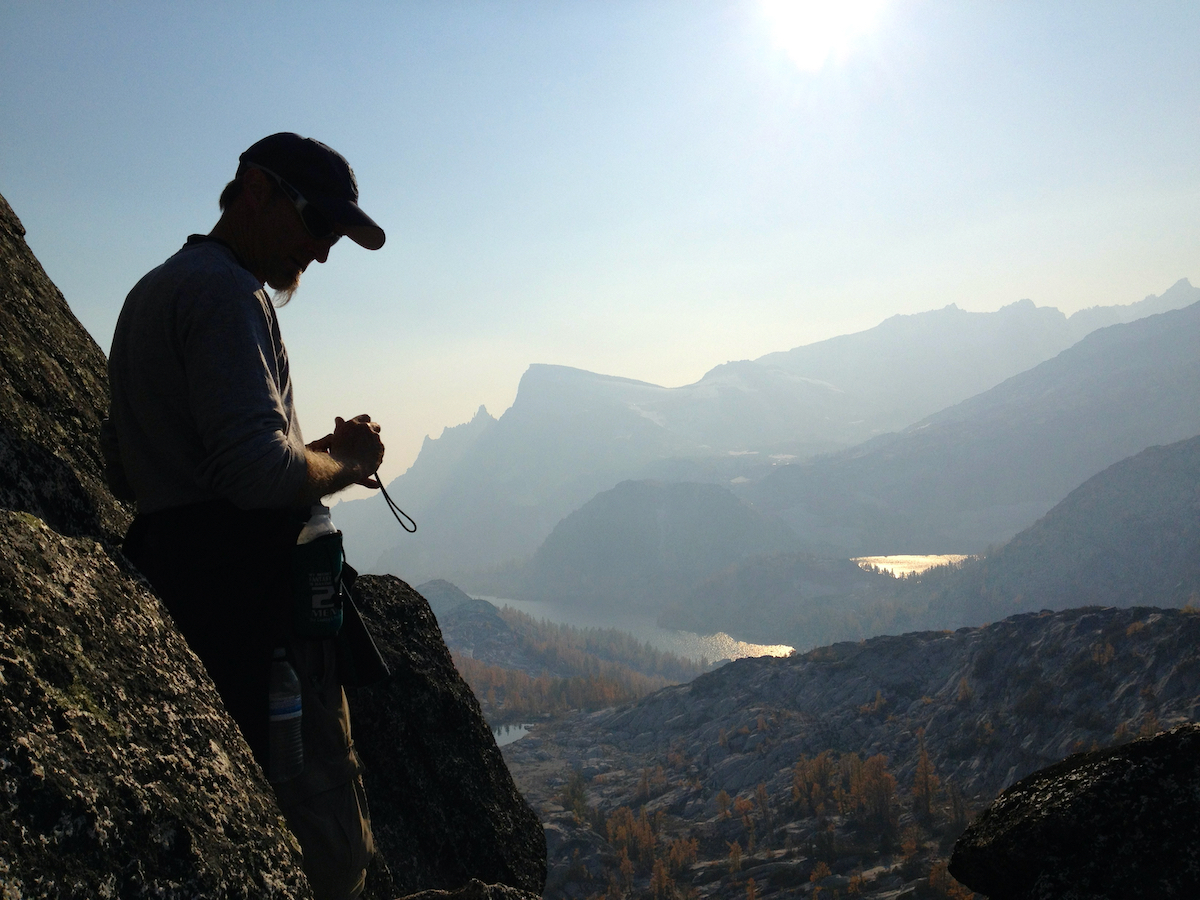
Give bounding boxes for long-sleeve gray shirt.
[105,237,308,514]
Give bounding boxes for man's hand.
[308,414,385,488]
[300,413,386,503]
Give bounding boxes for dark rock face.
[0,193,130,544]
[402,878,541,900]
[950,724,1200,899]
[0,192,311,896]
[349,575,547,897]
[0,509,312,898]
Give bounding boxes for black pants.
[123,500,307,767]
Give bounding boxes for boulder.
[349,575,547,896]
[950,724,1200,899]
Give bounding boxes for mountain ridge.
[345,281,1197,584]
[743,298,1200,556]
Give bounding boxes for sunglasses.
[251,165,341,244]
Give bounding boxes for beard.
[268,268,301,307]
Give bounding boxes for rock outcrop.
[0,509,312,898]
[950,724,1200,899]
[0,190,544,898]
[350,575,547,896]
[0,193,129,544]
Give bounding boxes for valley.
[500,606,1200,899]
[382,284,1200,900]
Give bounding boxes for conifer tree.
[912,728,940,824]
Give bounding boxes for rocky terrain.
[0,508,312,898]
[0,190,544,898]
[951,723,1200,898]
[349,575,546,898]
[0,193,129,545]
[504,605,1200,898]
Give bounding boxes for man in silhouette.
[103,133,387,900]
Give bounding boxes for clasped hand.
[307,413,385,489]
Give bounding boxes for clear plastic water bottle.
[268,647,303,782]
[296,504,337,544]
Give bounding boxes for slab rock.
[402,877,542,900]
[949,723,1200,899]
[0,192,130,545]
[0,509,311,899]
[348,574,547,897]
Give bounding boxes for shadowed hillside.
[666,432,1200,652]
[923,433,1200,628]
[744,301,1200,557]
[501,479,799,614]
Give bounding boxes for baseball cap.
[239,132,385,250]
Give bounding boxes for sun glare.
[762,0,888,72]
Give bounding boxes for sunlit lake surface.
[853,554,969,577]
[477,596,793,666]
[491,723,532,746]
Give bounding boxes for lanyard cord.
[376,473,417,533]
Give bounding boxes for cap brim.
[310,194,386,250]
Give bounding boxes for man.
[103,133,388,900]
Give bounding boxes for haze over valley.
[338,278,1200,655]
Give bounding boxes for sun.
[761,0,889,72]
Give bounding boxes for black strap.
[375,473,416,533]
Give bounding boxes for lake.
[853,554,969,577]
[491,723,533,746]
[477,595,794,665]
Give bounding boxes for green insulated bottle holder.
[292,530,345,638]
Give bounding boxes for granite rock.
[349,574,547,896]
[0,192,130,545]
[0,509,312,898]
[950,724,1200,899]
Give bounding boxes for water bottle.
[293,504,345,638]
[268,647,303,782]
[296,504,337,544]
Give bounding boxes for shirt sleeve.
[176,270,308,509]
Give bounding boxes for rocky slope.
[0,190,544,899]
[504,605,1200,898]
[0,509,312,898]
[350,576,546,897]
[0,192,129,545]
[951,724,1200,899]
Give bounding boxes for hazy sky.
[3,2,1199,491]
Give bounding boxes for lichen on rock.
[0,510,311,899]
[950,723,1200,899]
